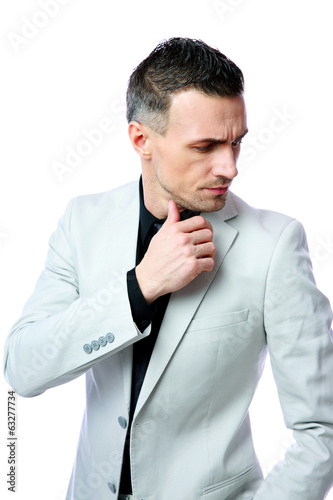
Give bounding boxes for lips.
[205,185,229,195]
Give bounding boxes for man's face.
[142,89,248,218]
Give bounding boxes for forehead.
[166,89,247,137]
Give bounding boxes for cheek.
[157,147,210,186]
[160,148,185,172]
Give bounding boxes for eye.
[231,139,243,149]
[194,144,213,152]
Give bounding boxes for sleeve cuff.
[127,268,153,333]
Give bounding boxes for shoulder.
[54,180,140,240]
[228,191,296,233]
[61,179,139,221]
[225,192,308,253]
[71,179,139,212]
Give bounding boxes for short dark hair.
[126,37,244,135]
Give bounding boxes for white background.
[1,0,332,498]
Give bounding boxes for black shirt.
[120,179,199,493]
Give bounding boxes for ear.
[128,121,152,159]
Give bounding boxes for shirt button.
[106,333,115,343]
[118,416,127,429]
[107,482,117,494]
[91,340,100,351]
[83,344,92,354]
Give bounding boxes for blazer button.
[107,482,117,494]
[106,333,115,343]
[118,416,127,429]
[83,344,92,354]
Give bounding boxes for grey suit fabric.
[4,180,333,500]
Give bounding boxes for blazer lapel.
[134,194,239,416]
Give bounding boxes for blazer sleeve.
[253,219,333,499]
[3,198,150,398]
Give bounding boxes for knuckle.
[191,215,205,228]
[189,259,199,275]
[196,215,204,223]
[204,229,214,241]
[210,241,216,254]
[203,257,214,271]
[200,216,212,229]
[202,241,215,255]
[177,233,190,246]
[184,254,196,268]
[207,259,215,271]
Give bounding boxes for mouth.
[204,185,230,195]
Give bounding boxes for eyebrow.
[189,129,249,145]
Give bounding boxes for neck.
[141,175,170,219]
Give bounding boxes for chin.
[204,201,227,213]
[181,197,227,213]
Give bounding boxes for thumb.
[165,200,181,226]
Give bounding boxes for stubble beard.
[150,162,230,215]
[156,172,229,213]
[171,190,228,213]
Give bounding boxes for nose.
[210,145,238,180]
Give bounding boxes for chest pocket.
[184,309,249,346]
[187,309,249,332]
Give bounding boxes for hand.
[135,200,216,304]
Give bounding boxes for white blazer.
[4,180,333,500]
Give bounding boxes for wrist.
[135,263,162,306]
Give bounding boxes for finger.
[196,256,215,273]
[164,200,181,226]
[178,215,213,234]
[189,228,214,245]
[193,241,216,259]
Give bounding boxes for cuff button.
[83,344,92,354]
[91,340,100,351]
[106,333,115,343]
[98,336,107,347]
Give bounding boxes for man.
[4,38,333,500]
